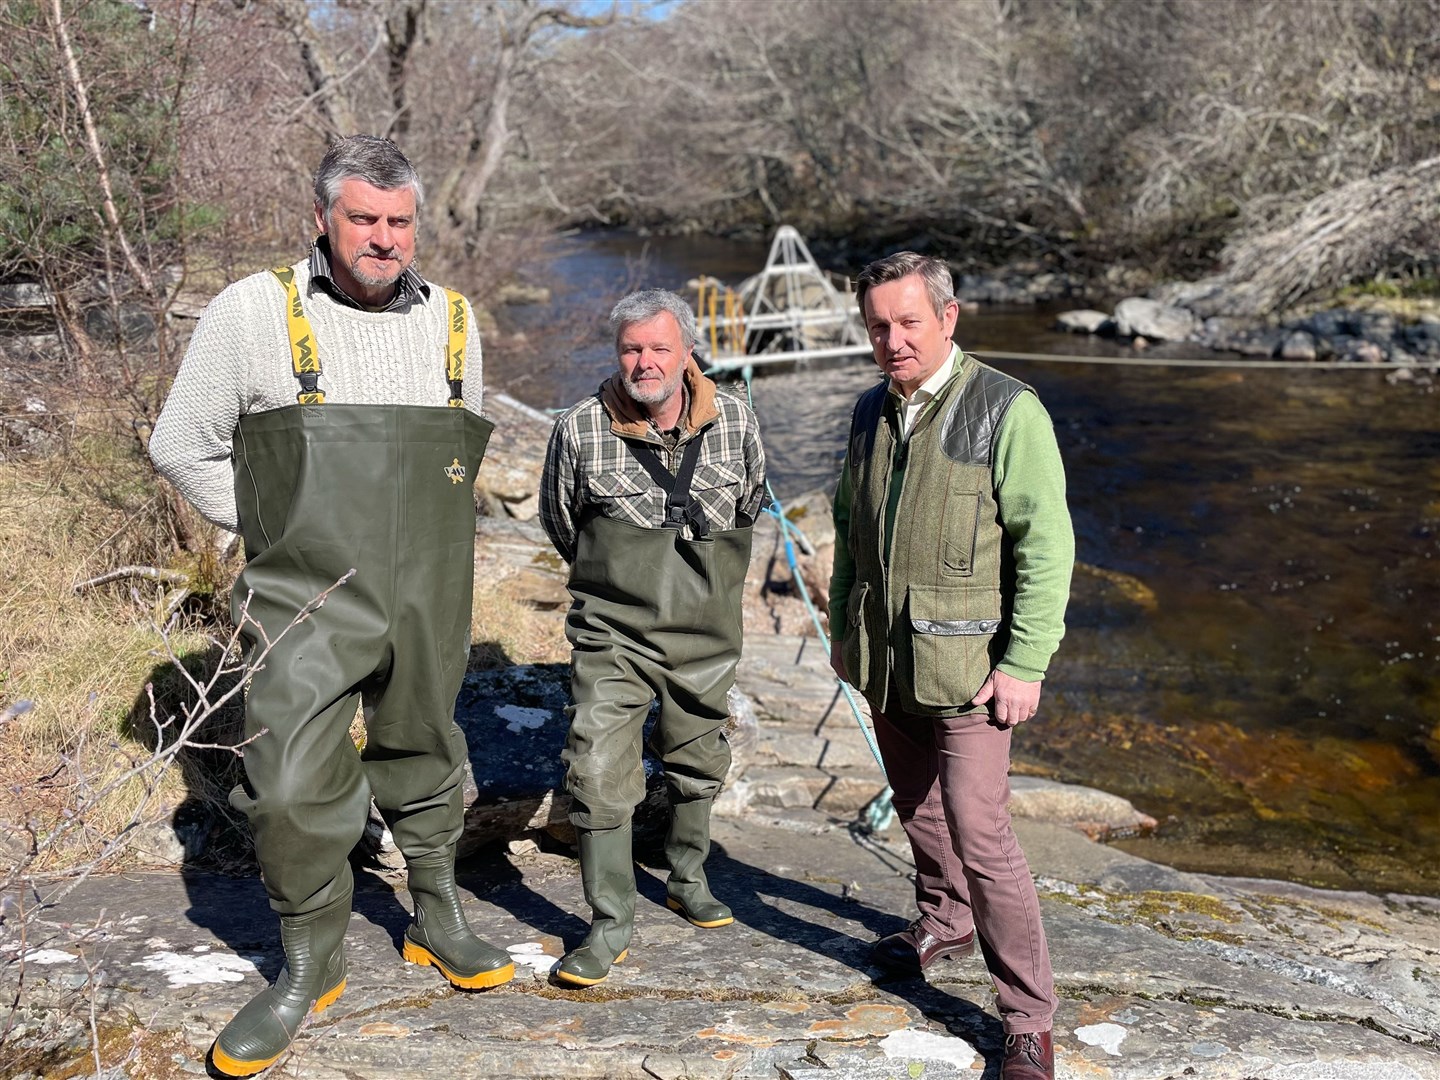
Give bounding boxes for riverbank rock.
[1279,329,1317,361]
[1112,297,1198,342]
[1054,309,1113,334]
[1060,289,1440,367]
[748,487,836,633]
[952,264,1085,305]
[476,391,552,518]
[0,281,52,310]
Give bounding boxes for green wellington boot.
[556,824,636,986]
[665,796,733,928]
[210,887,351,1077]
[402,852,515,989]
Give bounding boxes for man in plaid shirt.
[540,288,766,986]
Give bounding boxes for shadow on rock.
[455,843,590,947]
[638,836,897,963]
[123,643,255,876]
[692,834,1005,1076]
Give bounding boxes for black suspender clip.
[631,436,711,539]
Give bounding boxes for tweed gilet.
[841,353,1031,714]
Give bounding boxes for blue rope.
[737,369,895,833]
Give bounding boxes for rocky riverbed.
[1053,294,1440,372]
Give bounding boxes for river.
[498,231,1440,897]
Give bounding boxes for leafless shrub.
[0,574,353,1064]
[1164,156,1440,317]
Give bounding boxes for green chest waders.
[562,492,752,828]
[211,279,508,1078]
[557,503,753,985]
[554,429,754,985]
[227,271,493,917]
[231,403,492,914]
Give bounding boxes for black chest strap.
[627,435,710,538]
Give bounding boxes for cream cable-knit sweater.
[150,258,483,532]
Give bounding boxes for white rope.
[970,348,1431,370]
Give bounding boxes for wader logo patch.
[444,458,466,484]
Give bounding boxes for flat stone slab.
[4,811,1437,1079]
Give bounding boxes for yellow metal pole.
[734,293,746,354]
[708,289,719,357]
[724,289,736,354]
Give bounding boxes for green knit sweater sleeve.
[993,391,1075,681]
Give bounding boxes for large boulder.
[1279,330,1318,362]
[475,392,552,519]
[1112,297,1198,342]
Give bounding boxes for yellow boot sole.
[667,896,734,928]
[554,948,628,987]
[402,939,515,989]
[209,978,346,1077]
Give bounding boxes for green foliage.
[0,0,200,283]
[1338,276,1440,301]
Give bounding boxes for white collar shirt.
[889,344,960,440]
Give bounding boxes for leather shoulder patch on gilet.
[939,364,1030,466]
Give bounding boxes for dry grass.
[468,568,569,670]
[0,422,226,869]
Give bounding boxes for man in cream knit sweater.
[151,136,510,1077]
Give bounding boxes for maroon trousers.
[872,701,1056,1034]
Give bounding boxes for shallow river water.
[500,232,1440,897]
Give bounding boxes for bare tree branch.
[44,0,156,298]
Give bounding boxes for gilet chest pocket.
[941,491,982,576]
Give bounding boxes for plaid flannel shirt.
[540,381,766,564]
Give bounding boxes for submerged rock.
[1008,776,1157,840]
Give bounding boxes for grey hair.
[855,251,955,318]
[609,289,698,352]
[313,135,425,219]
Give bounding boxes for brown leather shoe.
[1002,1029,1054,1080]
[869,918,975,974]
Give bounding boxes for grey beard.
[349,250,406,288]
[623,369,683,405]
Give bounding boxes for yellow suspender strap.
[269,267,324,405]
[443,288,466,407]
[270,268,462,407]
